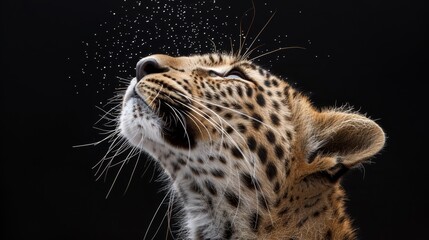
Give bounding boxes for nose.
[136,58,168,81]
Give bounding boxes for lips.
[130,87,151,109]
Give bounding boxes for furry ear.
[302,109,385,181]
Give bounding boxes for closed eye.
[224,68,247,80]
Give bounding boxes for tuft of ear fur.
[312,109,385,167]
[291,97,385,181]
[295,103,386,182]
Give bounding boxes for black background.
[2,0,428,239]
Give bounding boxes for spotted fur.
[119,53,385,239]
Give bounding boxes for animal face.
[116,53,385,239]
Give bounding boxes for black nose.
[136,58,168,80]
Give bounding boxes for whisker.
[182,111,215,155]
[143,189,172,240]
[238,1,256,59]
[242,12,276,60]
[229,37,235,56]
[249,46,306,62]
[174,96,255,174]
[178,93,283,137]
[92,130,124,170]
[105,155,127,198]
[164,102,192,160]
[72,130,117,148]
[123,148,143,195]
[241,44,264,61]
[207,38,217,52]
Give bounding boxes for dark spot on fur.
[204,180,217,196]
[251,114,263,130]
[256,94,266,107]
[270,114,280,126]
[218,156,227,164]
[190,167,200,176]
[247,136,257,151]
[283,191,288,199]
[211,169,225,178]
[313,210,321,218]
[190,181,203,194]
[237,123,247,133]
[274,182,280,193]
[231,102,242,110]
[325,229,332,240]
[171,162,180,172]
[279,206,289,215]
[274,145,285,159]
[227,86,233,95]
[286,130,292,141]
[246,86,253,97]
[272,101,280,111]
[231,146,243,159]
[240,173,258,190]
[178,158,186,165]
[250,212,261,232]
[272,79,279,87]
[259,195,269,210]
[223,220,234,239]
[214,93,220,100]
[266,163,277,181]
[225,191,239,207]
[257,146,268,164]
[236,86,243,97]
[265,130,276,142]
[245,102,254,110]
[264,80,271,87]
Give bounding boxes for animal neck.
[173,170,356,239]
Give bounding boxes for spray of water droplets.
[72,0,243,99]
[70,0,317,104]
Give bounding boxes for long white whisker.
[124,148,143,195]
[238,2,256,59]
[249,46,306,62]
[164,102,192,160]
[143,189,172,240]
[174,97,255,175]
[177,92,284,136]
[242,12,276,60]
[72,130,117,148]
[208,38,217,52]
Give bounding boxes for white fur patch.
[119,78,163,148]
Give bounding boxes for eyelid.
[208,67,252,83]
[208,70,220,77]
[225,68,246,79]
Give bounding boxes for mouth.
[126,81,196,150]
[157,100,196,149]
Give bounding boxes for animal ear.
[304,109,385,180]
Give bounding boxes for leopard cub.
[118,53,385,239]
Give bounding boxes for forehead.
[182,53,243,68]
[148,53,268,77]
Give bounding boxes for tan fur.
[120,53,385,239]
